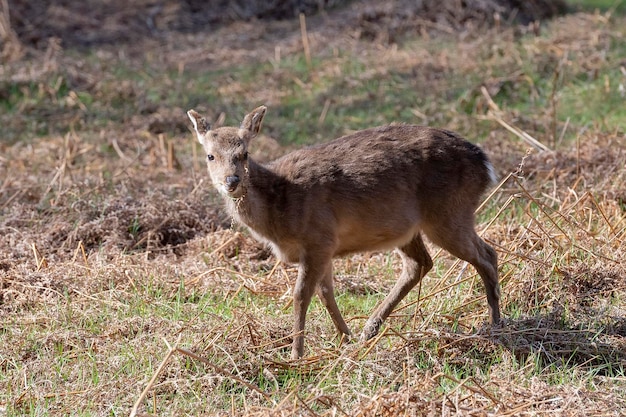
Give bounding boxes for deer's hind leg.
[361,233,433,341]
[422,210,500,325]
[316,263,351,339]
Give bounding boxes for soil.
[7,0,567,50]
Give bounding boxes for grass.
[569,0,626,13]
[2,1,626,416]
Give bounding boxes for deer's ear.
[239,105,267,139]
[187,110,211,140]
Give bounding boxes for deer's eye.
[207,154,215,161]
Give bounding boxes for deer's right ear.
[239,105,267,139]
[187,110,211,141]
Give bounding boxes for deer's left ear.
[239,105,267,139]
[187,110,211,141]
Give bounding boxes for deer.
[187,105,500,360]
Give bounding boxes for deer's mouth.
[220,182,245,199]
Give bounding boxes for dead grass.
[1,0,626,416]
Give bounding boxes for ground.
[1,0,625,415]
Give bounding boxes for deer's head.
[187,106,266,199]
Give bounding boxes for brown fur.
[188,105,500,360]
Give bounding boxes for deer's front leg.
[291,252,330,360]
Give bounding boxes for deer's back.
[268,124,492,199]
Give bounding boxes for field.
[1,0,625,415]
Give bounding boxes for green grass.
[568,0,626,13]
[558,73,626,130]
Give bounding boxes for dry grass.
[1,0,626,415]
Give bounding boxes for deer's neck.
[224,159,283,240]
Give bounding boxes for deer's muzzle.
[225,175,240,192]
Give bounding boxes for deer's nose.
[225,175,240,191]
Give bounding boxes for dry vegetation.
[1,0,625,415]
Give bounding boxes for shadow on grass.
[490,309,626,375]
[402,308,626,379]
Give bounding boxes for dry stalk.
[129,337,180,417]
[480,86,551,152]
[318,98,331,125]
[299,13,312,70]
[31,243,48,270]
[1,189,23,209]
[513,176,571,244]
[111,138,132,162]
[71,241,90,268]
[0,0,22,61]
[436,373,501,409]
[358,328,390,360]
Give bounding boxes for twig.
[359,328,389,360]
[1,189,23,210]
[32,243,48,270]
[129,337,180,417]
[39,160,67,206]
[111,138,132,162]
[318,99,331,125]
[208,231,241,256]
[587,191,618,237]
[299,13,312,70]
[480,86,551,152]
[490,114,550,152]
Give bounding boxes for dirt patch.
[355,0,568,43]
[6,0,567,51]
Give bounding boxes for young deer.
[187,106,500,360]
